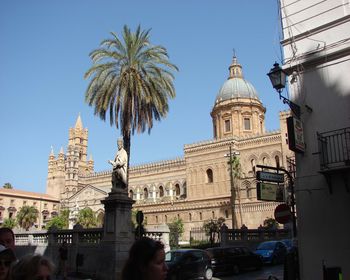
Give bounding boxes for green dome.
[216,77,259,102]
[214,56,260,103]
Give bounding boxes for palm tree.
[2,218,17,229]
[16,206,38,231]
[84,25,178,183]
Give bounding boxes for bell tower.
[46,115,94,201]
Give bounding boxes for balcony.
[317,127,350,192]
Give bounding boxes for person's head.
[117,138,123,150]
[12,254,54,280]
[122,237,167,280]
[0,228,15,252]
[0,245,16,280]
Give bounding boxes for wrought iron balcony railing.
[317,127,350,172]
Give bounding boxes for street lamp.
[267,62,301,118]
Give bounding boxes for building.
[0,188,59,229]
[279,0,350,279]
[45,56,294,240]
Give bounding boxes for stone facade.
[44,56,294,241]
[0,188,60,229]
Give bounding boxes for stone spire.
[75,113,83,129]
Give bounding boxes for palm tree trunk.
[123,130,131,187]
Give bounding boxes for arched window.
[144,188,148,199]
[156,216,158,223]
[275,155,280,168]
[175,184,180,196]
[129,190,134,199]
[251,159,256,174]
[263,157,267,165]
[206,169,213,183]
[189,213,192,221]
[212,211,215,219]
[199,212,202,220]
[165,215,167,223]
[246,184,251,198]
[159,186,164,197]
[225,210,229,218]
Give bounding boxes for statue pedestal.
[96,189,135,280]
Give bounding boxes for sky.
[0,0,287,194]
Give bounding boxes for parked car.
[165,249,213,280]
[281,239,293,252]
[254,241,287,264]
[206,246,262,275]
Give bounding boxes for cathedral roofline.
[184,130,281,153]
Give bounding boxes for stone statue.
[108,138,128,191]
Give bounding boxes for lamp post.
[267,62,301,119]
[225,146,241,229]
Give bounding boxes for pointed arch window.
[129,190,134,199]
[144,188,148,199]
[175,184,180,196]
[159,186,164,197]
[251,159,256,174]
[206,169,213,183]
[275,155,280,168]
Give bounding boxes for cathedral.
[46,56,293,240]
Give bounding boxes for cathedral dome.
[215,56,259,103]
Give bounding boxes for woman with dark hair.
[122,237,168,280]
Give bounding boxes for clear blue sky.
[0,0,287,194]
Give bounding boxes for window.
[244,118,251,130]
[225,210,229,218]
[156,216,158,223]
[189,213,192,221]
[144,188,148,199]
[224,119,231,132]
[10,200,15,206]
[175,184,180,196]
[246,185,251,198]
[251,159,256,174]
[263,157,267,165]
[275,156,280,168]
[206,169,213,183]
[23,201,27,206]
[199,212,202,220]
[212,211,215,219]
[129,190,134,199]
[159,186,164,197]
[44,203,48,209]
[165,215,167,223]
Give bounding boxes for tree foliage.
[46,210,70,230]
[203,217,226,245]
[263,217,278,229]
[16,206,38,231]
[2,218,17,229]
[77,208,97,228]
[84,25,178,184]
[168,218,184,249]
